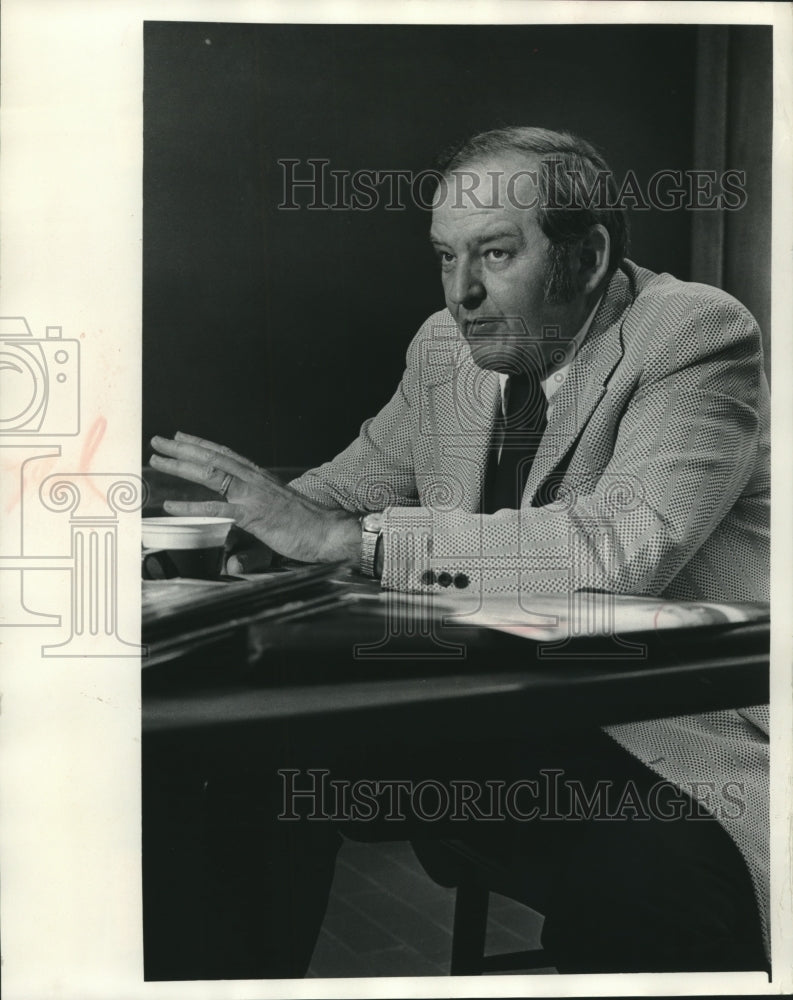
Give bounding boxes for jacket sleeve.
[380,295,766,596]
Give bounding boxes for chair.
[411,839,553,975]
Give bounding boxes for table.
[143,573,769,746]
[141,573,769,980]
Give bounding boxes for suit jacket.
[291,260,771,953]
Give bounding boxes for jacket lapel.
[426,357,501,512]
[422,265,634,512]
[525,267,633,502]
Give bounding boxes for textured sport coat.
[293,260,769,602]
[291,259,771,952]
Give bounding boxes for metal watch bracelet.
[360,512,384,577]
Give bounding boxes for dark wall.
[143,22,699,468]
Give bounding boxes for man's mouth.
[462,317,504,337]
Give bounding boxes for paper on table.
[440,589,769,642]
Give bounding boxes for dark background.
[143,22,771,469]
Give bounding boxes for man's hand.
[224,528,276,575]
[149,432,361,565]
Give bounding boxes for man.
[150,127,769,974]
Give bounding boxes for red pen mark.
[4,453,59,513]
[2,416,107,513]
[80,416,106,473]
[80,416,108,502]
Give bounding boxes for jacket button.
[437,571,452,587]
[420,569,436,585]
[453,573,469,589]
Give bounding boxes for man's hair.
[436,126,629,302]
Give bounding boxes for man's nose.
[447,260,486,310]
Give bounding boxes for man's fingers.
[149,453,224,489]
[226,545,274,574]
[163,499,247,519]
[173,431,260,472]
[150,437,252,487]
[225,529,276,574]
[151,434,245,472]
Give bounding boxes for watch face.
[362,512,385,532]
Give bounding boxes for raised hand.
[149,432,361,565]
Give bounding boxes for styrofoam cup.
[142,516,235,551]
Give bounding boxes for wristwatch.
[360,512,384,577]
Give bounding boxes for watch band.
[360,513,384,577]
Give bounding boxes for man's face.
[430,153,586,375]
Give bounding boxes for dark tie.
[482,370,547,513]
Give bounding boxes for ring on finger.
[219,472,233,497]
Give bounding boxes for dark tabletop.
[142,574,769,748]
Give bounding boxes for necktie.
[482,370,547,513]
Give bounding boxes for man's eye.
[484,248,509,262]
[436,250,455,266]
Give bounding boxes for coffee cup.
[142,516,235,580]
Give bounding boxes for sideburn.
[544,242,579,305]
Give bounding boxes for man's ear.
[578,224,610,294]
